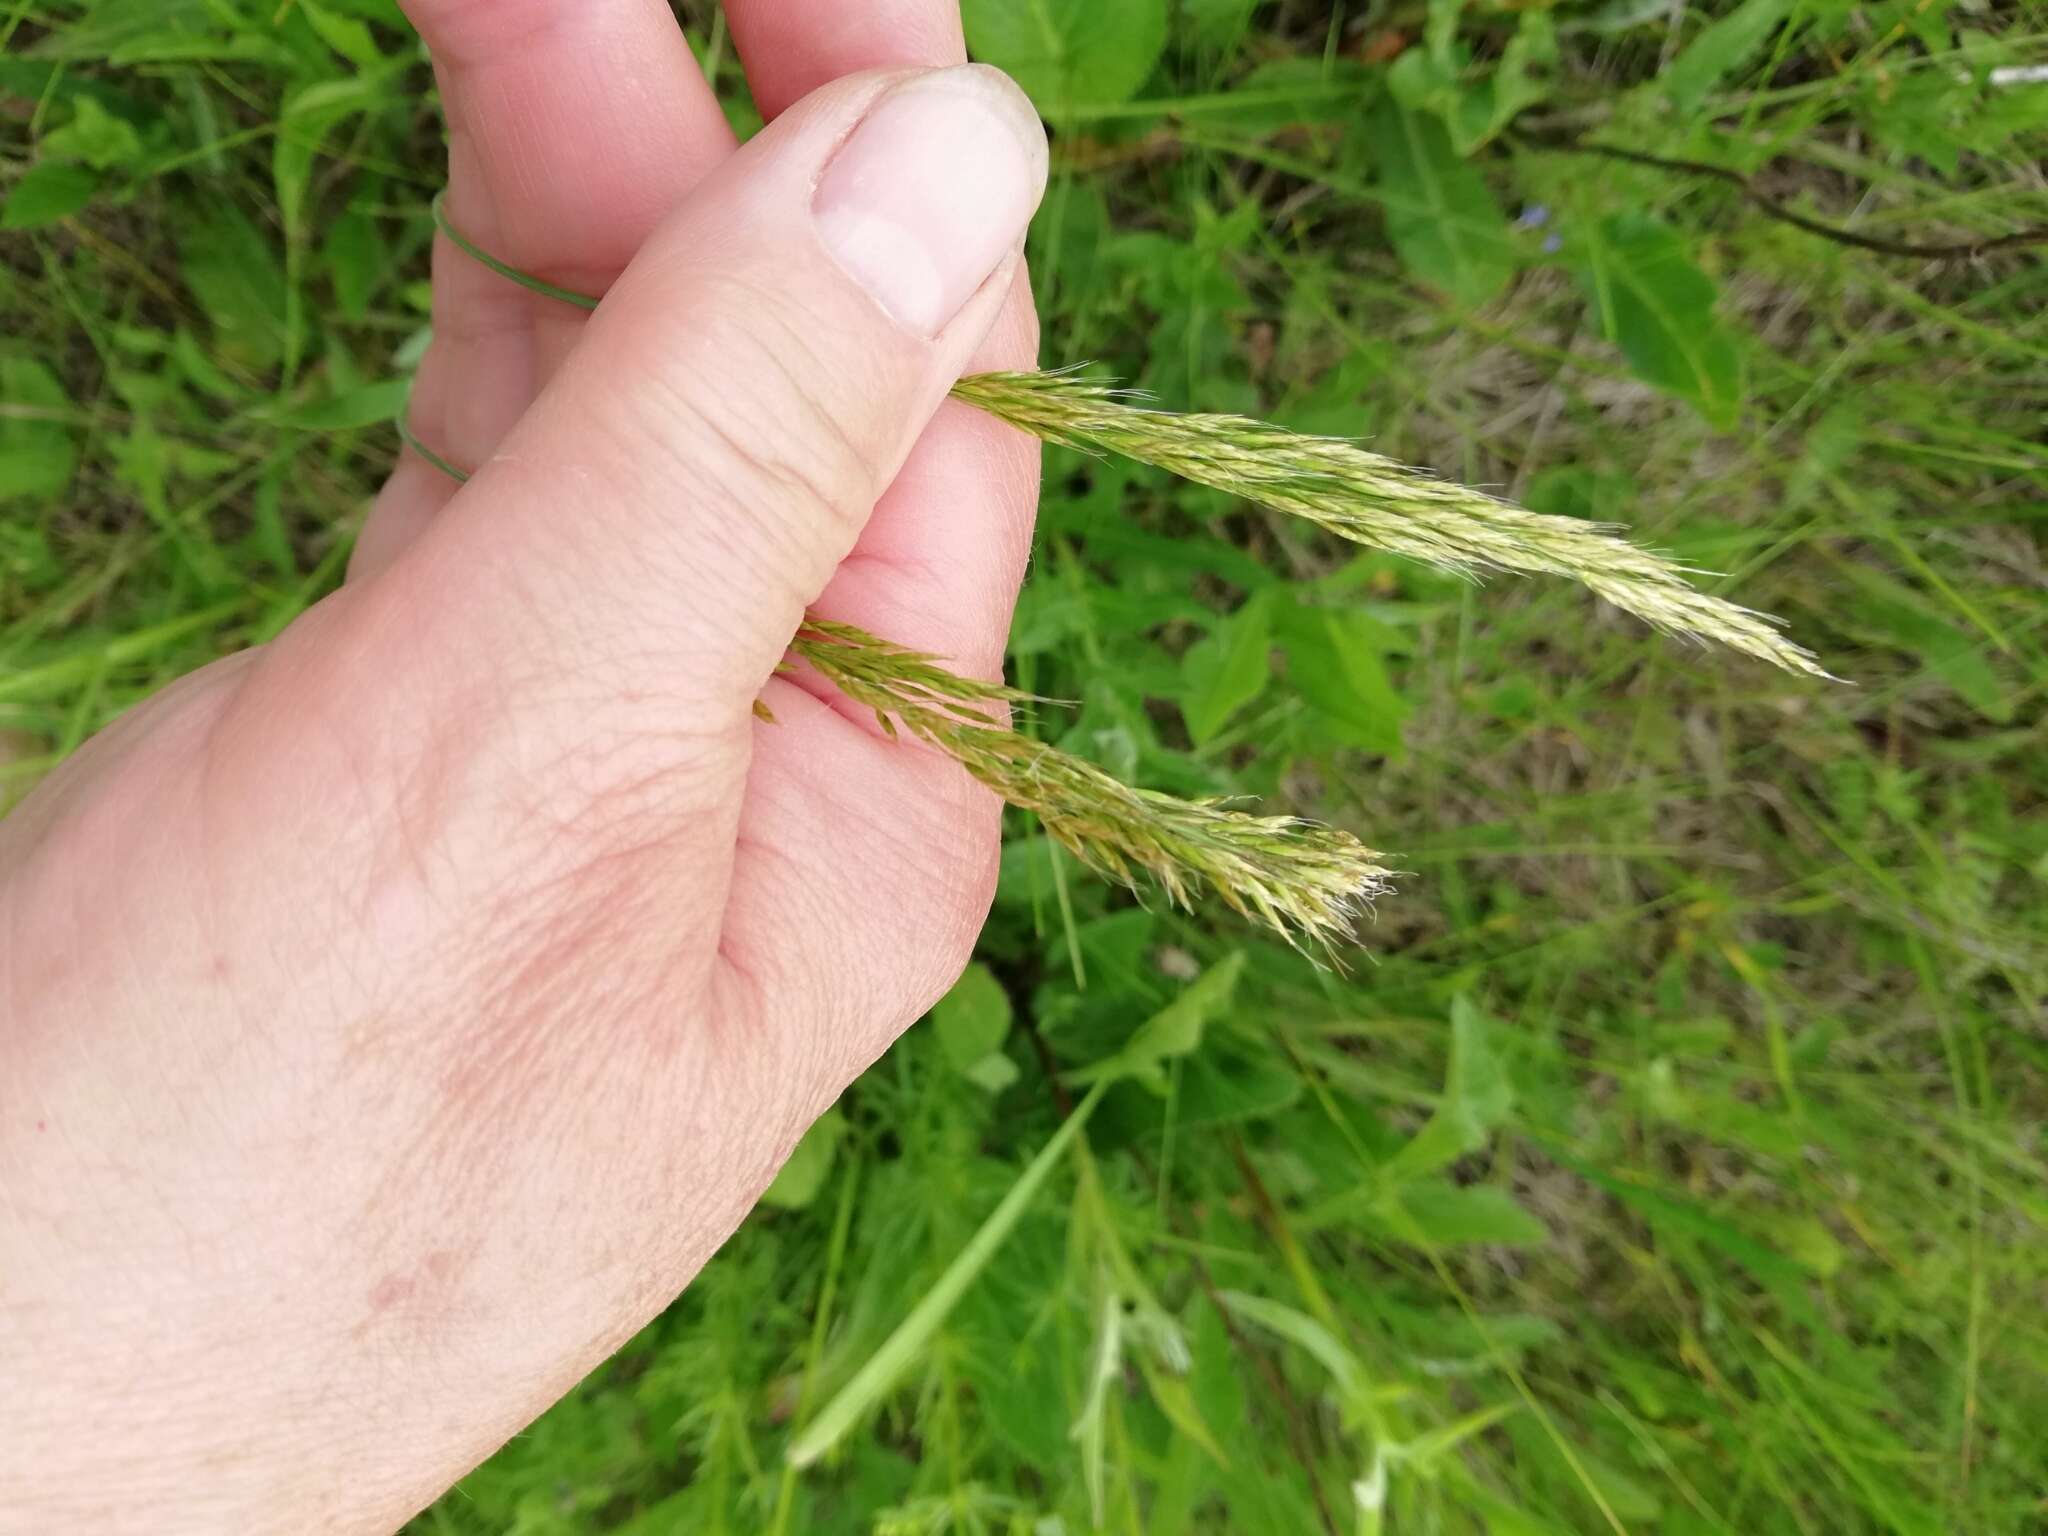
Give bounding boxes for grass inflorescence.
[402,410,1390,950]
[427,198,1836,681]
[791,618,1392,952]
[952,371,1830,677]
[411,214,1830,949]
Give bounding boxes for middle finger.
[413,0,736,441]
[365,1,737,579]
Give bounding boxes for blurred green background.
[4,2,2046,1531]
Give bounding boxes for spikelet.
[791,619,1391,954]
[952,371,1829,678]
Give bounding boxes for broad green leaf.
[961,1052,1021,1094]
[1280,606,1412,758]
[1479,11,1559,147]
[931,962,1015,1073]
[0,59,59,100]
[1390,12,1556,152]
[1576,1452,1665,1522]
[1219,1291,1363,1399]
[172,329,245,403]
[1141,1366,1230,1468]
[266,377,410,431]
[962,0,1168,112]
[1163,1045,1302,1130]
[1389,1306,1563,1368]
[1887,72,1976,174]
[1768,1214,1845,1278]
[1388,48,1464,123]
[1188,1297,1245,1446]
[1468,1490,1572,1536]
[1424,0,1467,64]
[1181,598,1273,746]
[1835,562,2013,723]
[41,96,145,169]
[178,200,289,371]
[1385,997,1512,1180]
[1184,0,1258,54]
[758,1109,845,1211]
[0,358,80,503]
[1369,98,1514,308]
[325,206,382,323]
[299,0,385,67]
[1095,1039,1301,1141]
[1661,0,1797,115]
[1578,213,1743,430]
[2,162,99,230]
[1192,1299,1325,1532]
[1071,950,1245,1089]
[1376,1181,1548,1247]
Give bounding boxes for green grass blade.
[785,1078,1110,1469]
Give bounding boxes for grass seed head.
[792,619,1392,954]
[952,370,1832,679]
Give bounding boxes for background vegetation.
[4,1,2046,1531]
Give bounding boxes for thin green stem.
[394,410,473,484]
[429,192,602,311]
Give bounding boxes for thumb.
[390,65,1047,715]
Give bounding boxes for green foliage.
[1390,7,1556,153]
[1577,212,1746,430]
[760,1109,848,1212]
[1383,997,1511,1181]
[1369,97,1515,308]
[960,0,1167,113]
[6,2,2048,1534]
[0,358,79,502]
[2,160,99,229]
[930,962,1017,1088]
[1178,591,1272,746]
[1662,0,1798,115]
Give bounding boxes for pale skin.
[0,2,1048,1529]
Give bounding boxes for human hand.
[0,2,1045,1528]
